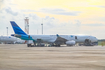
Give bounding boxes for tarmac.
[0,44,105,70]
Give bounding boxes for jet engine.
[84,39,96,46]
[66,40,76,46]
[84,39,91,46]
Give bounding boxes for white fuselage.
[0,36,17,44]
[30,35,98,44]
[30,35,57,43]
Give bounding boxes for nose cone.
[90,36,98,42]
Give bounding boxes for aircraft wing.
[54,34,68,44]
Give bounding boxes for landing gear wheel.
[27,44,31,47]
[56,44,60,47]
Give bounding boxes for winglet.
[56,34,59,37]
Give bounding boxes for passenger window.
[75,36,77,39]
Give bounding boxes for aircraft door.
[75,36,77,39]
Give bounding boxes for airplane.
[15,38,25,44]
[0,36,17,44]
[10,21,98,47]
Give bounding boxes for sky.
[0,0,105,39]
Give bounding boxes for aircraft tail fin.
[10,21,27,35]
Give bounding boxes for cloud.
[0,0,105,39]
[0,0,4,2]
[21,9,37,12]
[4,7,18,16]
[43,16,55,27]
[98,6,105,8]
[40,8,81,16]
[21,8,81,16]
[95,5,105,8]
[75,20,81,26]
[0,0,4,8]
[29,14,39,20]
[83,23,105,26]
[90,5,105,8]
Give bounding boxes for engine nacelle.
[66,40,76,46]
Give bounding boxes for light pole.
[41,24,43,34]
[37,29,38,34]
[6,27,8,36]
